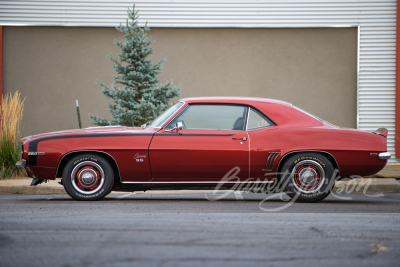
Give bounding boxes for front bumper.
[15,159,26,168]
[378,152,391,160]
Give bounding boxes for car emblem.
[134,153,146,162]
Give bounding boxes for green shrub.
[0,136,23,178]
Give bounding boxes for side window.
[166,104,247,130]
[247,108,273,130]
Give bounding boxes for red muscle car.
[16,97,391,202]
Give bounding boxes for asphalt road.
[0,191,399,267]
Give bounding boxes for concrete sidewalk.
[0,177,399,195]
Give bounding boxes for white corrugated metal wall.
[0,0,398,161]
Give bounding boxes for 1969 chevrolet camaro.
[16,97,391,202]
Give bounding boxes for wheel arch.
[277,150,340,177]
[56,150,121,185]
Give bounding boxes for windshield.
[150,102,184,128]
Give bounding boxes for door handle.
[232,137,247,141]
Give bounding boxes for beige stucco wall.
[3,26,357,137]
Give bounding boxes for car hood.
[19,126,159,143]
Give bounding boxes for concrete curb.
[367,163,400,179]
[333,178,400,193]
[0,178,399,195]
[0,179,65,195]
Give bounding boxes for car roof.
[180,96,292,106]
[179,96,325,127]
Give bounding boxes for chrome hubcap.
[71,161,105,195]
[80,169,97,187]
[291,160,325,193]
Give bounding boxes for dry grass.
[0,91,26,179]
[1,92,24,142]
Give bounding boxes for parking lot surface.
[0,192,399,267]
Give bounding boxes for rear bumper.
[15,159,26,168]
[378,152,391,160]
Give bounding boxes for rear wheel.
[280,152,337,203]
[62,153,114,201]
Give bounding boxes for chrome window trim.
[246,124,276,131]
[245,107,250,131]
[246,131,250,178]
[164,103,248,131]
[162,102,188,129]
[245,107,275,131]
[291,105,325,122]
[152,101,186,129]
[246,126,274,131]
[164,127,242,131]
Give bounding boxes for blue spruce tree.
[90,6,180,126]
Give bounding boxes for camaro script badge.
[134,153,146,162]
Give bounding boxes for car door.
[149,104,250,182]
[246,107,279,180]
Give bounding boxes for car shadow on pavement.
[14,194,392,206]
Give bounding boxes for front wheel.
[62,153,114,201]
[280,152,337,203]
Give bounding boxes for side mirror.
[165,121,184,133]
[176,121,183,130]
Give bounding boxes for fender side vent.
[262,152,281,171]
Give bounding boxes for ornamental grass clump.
[0,91,25,179]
